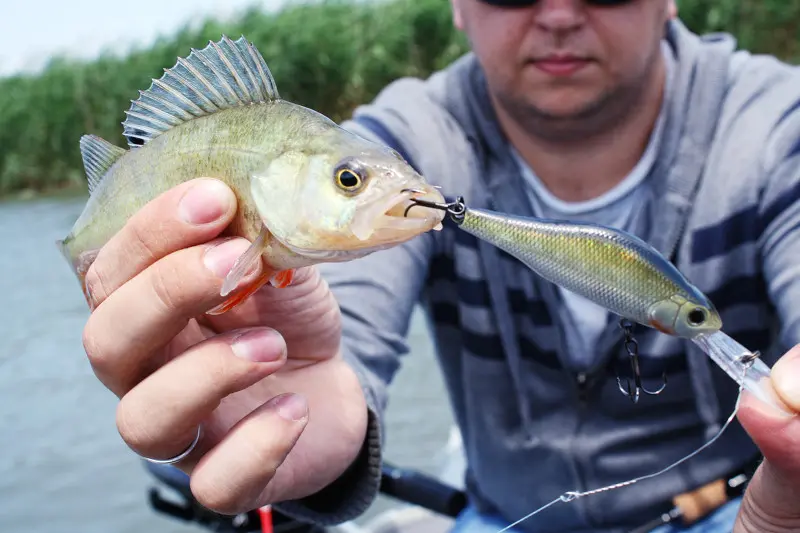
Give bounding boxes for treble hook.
[402,193,467,224]
[616,318,667,403]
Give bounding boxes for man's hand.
[80,178,368,515]
[735,344,800,532]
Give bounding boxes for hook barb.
[402,198,451,217]
[403,195,467,223]
[616,318,668,404]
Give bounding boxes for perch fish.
[58,36,444,314]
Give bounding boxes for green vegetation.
[0,0,797,197]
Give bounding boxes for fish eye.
[333,162,367,193]
[337,169,361,188]
[687,307,706,326]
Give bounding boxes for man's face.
[451,0,674,122]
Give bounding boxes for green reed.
[0,0,795,196]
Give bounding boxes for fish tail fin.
[55,238,68,261]
[56,237,93,305]
[55,236,75,269]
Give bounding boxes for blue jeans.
[451,497,742,533]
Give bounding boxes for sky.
[0,0,295,76]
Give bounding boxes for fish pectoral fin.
[207,227,291,315]
[269,269,295,288]
[220,227,269,297]
[207,271,272,315]
[206,267,295,316]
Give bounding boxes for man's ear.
[450,0,465,30]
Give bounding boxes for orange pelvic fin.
[269,269,295,288]
[207,270,272,315]
[221,227,269,297]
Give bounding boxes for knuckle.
[193,348,232,395]
[196,341,260,398]
[115,398,151,453]
[244,433,285,483]
[127,218,161,264]
[149,262,184,313]
[82,317,110,374]
[244,425,285,470]
[198,345,230,381]
[83,265,112,308]
[264,459,281,484]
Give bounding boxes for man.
[79,0,800,532]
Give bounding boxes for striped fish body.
[62,102,338,270]
[456,207,722,339]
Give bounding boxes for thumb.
[735,344,800,531]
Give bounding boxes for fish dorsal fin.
[122,35,279,148]
[79,134,126,194]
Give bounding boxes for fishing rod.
[144,455,758,533]
[144,460,467,533]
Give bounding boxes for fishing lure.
[407,196,787,413]
[408,196,721,339]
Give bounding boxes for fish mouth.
[350,186,446,241]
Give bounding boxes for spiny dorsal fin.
[79,135,126,194]
[122,35,279,148]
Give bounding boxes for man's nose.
[533,0,586,32]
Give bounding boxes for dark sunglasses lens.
[477,0,536,5]
[586,0,634,5]
[477,0,537,5]
[479,0,633,6]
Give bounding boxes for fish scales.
[67,103,339,259]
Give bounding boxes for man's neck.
[495,59,667,203]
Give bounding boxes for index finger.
[83,178,237,309]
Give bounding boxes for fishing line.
[494,363,753,533]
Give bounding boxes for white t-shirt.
[510,47,674,367]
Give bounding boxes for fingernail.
[179,179,234,225]
[269,393,308,421]
[773,352,800,410]
[203,238,250,278]
[231,328,286,363]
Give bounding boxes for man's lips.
[529,56,591,76]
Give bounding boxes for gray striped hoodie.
[278,19,800,533]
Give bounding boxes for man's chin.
[523,92,608,122]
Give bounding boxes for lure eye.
[334,160,368,193]
[687,307,706,326]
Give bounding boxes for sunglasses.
[479,0,634,6]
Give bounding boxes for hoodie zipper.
[543,285,596,524]
[576,372,590,404]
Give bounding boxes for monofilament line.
[494,364,753,533]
